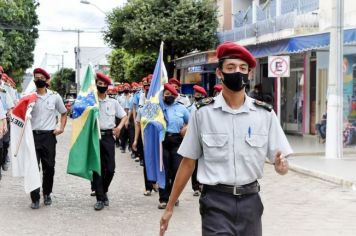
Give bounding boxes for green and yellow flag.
[67,65,100,180]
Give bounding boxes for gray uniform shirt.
[31,90,67,130]
[176,94,191,107]
[99,96,126,130]
[178,93,293,186]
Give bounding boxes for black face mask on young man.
[97,85,108,94]
[221,71,249,92]
[164,96,175,105]
[194,96,204,102]
[34,80,47,88]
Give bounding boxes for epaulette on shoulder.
[253,99,272,112]
[196,97,214,109]
[177,101,184,105]
[180,94,186,97]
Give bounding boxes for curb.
[288,163,356,189]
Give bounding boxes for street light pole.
[325,0,344,159]
[80,0,106,15]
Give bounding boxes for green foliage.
[0,0,39,84]
[104,0,218,75]
[50,68,75,97]
[108,49,156,83]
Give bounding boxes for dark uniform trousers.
[119,124,129,151]
[199,186,263,236]
[93,132,116,201]
[2,118,10,165]
[159,134,183,203]
[191,161,200,191]
[136,134,153,191]
[30,131,57,202]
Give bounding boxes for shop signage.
[268,56,290,77]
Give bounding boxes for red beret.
[216,42,256,69]
[33,68,50,80]
[142,77,148,85]
[0,66,4,73]
[117,85,123,91]
[214,84,223,92]
[131,82,138,88]
[168,77,181,87]
[96,72,112,85]
[107,86,116,94]
[193,85,207,97]
[163,83,178,96]
[123,83,131,89]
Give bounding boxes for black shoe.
[121,149,126,153]
[103,194,109,206]
[31,201,40,209]
[94,201,104,210]
[139,160,144,166]
[90,191,96,197]
[44,195,52,206]
[130,153,136,159]
[2,163,8,171]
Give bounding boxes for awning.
[246,28,356,58]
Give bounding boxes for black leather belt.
[203,181,260,196]
[33,130,54,135]
[166,132,180,137]
[100,129,113,136]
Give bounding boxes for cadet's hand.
[53,128,64,136]
[113,126,121,137]
[160,209,173,236]
[132,140,137,152]
[274,151,288,175]
[180,126,187,137]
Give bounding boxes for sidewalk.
[286,134,356,189]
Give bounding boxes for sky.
[32,0,126,73]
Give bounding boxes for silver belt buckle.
[233,186,242,196]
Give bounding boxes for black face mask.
[34,80,47,88]
[123,89,129,94]
[97,85,108,94]
[194,96,204,102]
[164,96,175,105]
[221,71,249,92]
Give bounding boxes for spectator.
[315,112,327,142]
[248,83,263,101]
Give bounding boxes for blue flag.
[140,42,168,188]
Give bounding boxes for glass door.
[281,69,304,133]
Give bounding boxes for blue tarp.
[246,28,356,58]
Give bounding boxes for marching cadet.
[168,77,191,107]
[118,83,131,153]
[94,72,127,211]
[188,85,207,197]
[160,42,292,236]
[0,67,7,180]
[0,70,15,173]
[157,83,189,209]
[213,84,222,97]
[30,68,67,209]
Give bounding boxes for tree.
[104,0,218,76]
[50,68,75,97]
[0,0,39,85]
[108,49,156,83]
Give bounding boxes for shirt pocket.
[105,106,116,116]
[46,101,55,111]
[202,133,229,162]
[245,134,268,148]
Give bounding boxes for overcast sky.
[32,0,126,73]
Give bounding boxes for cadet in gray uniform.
[160,42,292,236]
[93,72,127,211]
[30,68,67,209]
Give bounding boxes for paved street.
[1,121,356,236]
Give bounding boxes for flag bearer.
[30,68,67,209]
[157,83,189,209]
[94,72,127,211]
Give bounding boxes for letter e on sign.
[268,56,290,77]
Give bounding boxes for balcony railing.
[218,11,318,43]
[281,0,319,14]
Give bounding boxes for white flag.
[10,93,41,193]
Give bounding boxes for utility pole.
[325,0,344,159]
